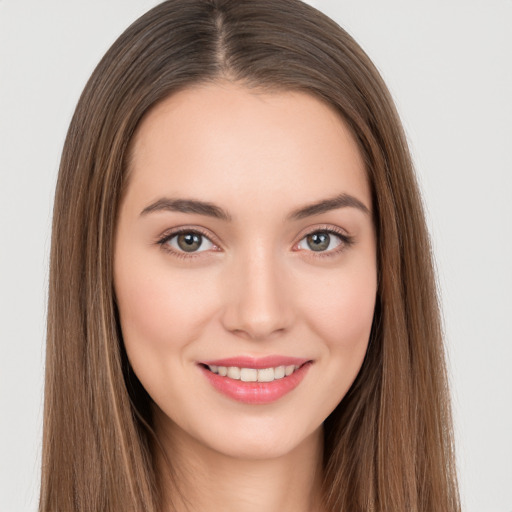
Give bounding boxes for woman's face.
[114,83,377,459]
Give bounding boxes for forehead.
[126,82,370,217]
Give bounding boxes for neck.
[154,418,325,512]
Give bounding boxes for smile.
[199,356,312,404]
[205,364,300,382]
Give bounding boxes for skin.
[114,82,377,512]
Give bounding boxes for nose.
[220,247,294,341]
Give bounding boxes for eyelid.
[155,224,354,259]
[293,224,354,256]
[155,226,222,257]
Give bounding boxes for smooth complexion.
[114,83,377,512]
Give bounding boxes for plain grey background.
[1,1,511,511]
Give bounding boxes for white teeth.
[285,365,296,376]
[207,364,301,382]
[227,366,241,379]
[240,368,258,382]
[274,365,285,379]
[257,367,274,382]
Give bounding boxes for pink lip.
[198,356,312,405]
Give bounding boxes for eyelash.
[156,227,219,260]
[156,225,354,259]
[296,226,354,259]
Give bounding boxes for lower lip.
[199,362,312,404]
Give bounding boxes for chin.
[196,414,322,461]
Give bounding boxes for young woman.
[40,0,460,510]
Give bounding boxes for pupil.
[178,233,201,252]
[307,232,330,251]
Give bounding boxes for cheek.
[305,271,376,344]
[114,270,175,400]
[115,254,218,350]
[298,261,377,387]
[113,255,185,390]
[116,274,178,351]
[113,258,220,412]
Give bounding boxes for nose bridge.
[221,242,292,340]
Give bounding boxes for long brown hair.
[41,1,460,510]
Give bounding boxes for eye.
[160,230,216,253]
[296,230,348,253]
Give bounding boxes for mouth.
[198,357,313,404]
[200,362,305,383]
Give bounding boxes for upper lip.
[199,355,311,369]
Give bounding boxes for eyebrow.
[140,192,369,221]
[287,193,370,220]
[140,198,232,221]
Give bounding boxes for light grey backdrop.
[1,1,511,511]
